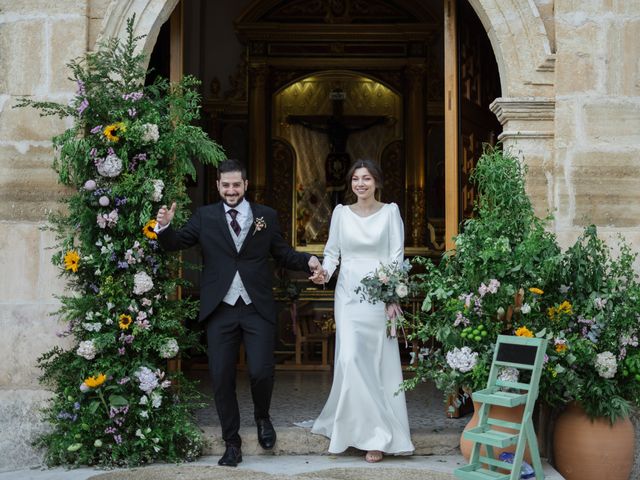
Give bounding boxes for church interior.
[145,0,502,373]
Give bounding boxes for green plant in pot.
[405,145,563,409]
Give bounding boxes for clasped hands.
[308,257,328,285]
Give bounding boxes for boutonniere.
[253,217,267,236]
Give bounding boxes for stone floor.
[189,369,469,456]
[190,369,469,432]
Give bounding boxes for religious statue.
[287,88,390,206]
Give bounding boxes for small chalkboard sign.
[496,343,537,365]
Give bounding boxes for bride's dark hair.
[344,159,384,203]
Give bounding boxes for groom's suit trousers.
[206,298,275,447]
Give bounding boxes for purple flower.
[118,347,126,355]
[90,125,103,134]
[115,196,128,207]
[89,284,99,293]
[117,261,129,269]
[122,91,144,101]
[118,377,130,385]
[76,80,86,96]
[148,240,158,250]
[113,434,122,445]
[77,98,89,115]
[128,108,137,118]
[73,402,81,410]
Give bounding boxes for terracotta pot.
[460,400,531,462]
[553,402,634,480]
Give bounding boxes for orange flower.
[64,250,80,272]
[119,313,133,330]
[555,343,568,353]
[84,373,106,388]
[143,219,157,240]
[515,326,534,338]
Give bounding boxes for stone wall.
[553,2,640,250]
[0,0,89,470]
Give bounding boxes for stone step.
[202,426,462,456]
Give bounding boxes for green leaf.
[109,395,129,407]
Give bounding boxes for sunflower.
[557,300,573,315]
[64,250,80,272]
[84,373,106,388]
[119,313,133,330]
[103,122,126,142]
[143,219,157,239]
[529,287,544,295]
[515,326,534,338]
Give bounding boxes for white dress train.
[311,203,414,454]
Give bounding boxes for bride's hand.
[309,269,328,285]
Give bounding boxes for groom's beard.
[221,193,245,208]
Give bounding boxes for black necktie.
[227,209,241,236]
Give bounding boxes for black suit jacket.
[157,202,311,323]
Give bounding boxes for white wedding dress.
[311,203,414,454]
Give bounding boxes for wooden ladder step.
[464,426,519,448]
[454,463,510,480]
[472,388,528,407]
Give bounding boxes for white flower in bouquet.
[395,283,409,298]
[96,152,123,177]
[135,366,159,394]
[133,271,154,295]
[595,351,618,378]
[446,346,478,373]
[77,340,97,360]
[141,123,159,143]
[378,272,390,284]
[521,303,531,314]
[96,210,118,229]
[150,179,164,202]
[159,338,179,359]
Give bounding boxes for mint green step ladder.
[455,335,548,480]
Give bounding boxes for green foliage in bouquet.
[404,145,563,402]
[538,226,640,422]
[17,18,225,466]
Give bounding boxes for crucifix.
[287,88,390,206]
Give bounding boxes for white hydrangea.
[96,153,123,177]
[77,340,97,360]
[159,338,179,359]
[446,346,478,373]
[133,271,154,295]
[595,351,618,379]
[150,179,164,202]
[141,123,159,143]
[135,366,159,394]
[395,283,409,298]
[498,367,520,383]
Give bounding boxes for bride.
[309,159,414,462]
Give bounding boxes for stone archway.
[97,0,554,98]
[97,0,558,218]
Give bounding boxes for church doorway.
[145,0,501,373]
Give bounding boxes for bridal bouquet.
[356,259,415,338]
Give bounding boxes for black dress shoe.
[256,417,277,449]
[218,445,242,467]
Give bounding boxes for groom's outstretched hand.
[156,202,176,227]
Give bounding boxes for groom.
[155,159,322,467]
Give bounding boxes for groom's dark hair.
[217,158,247,180]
